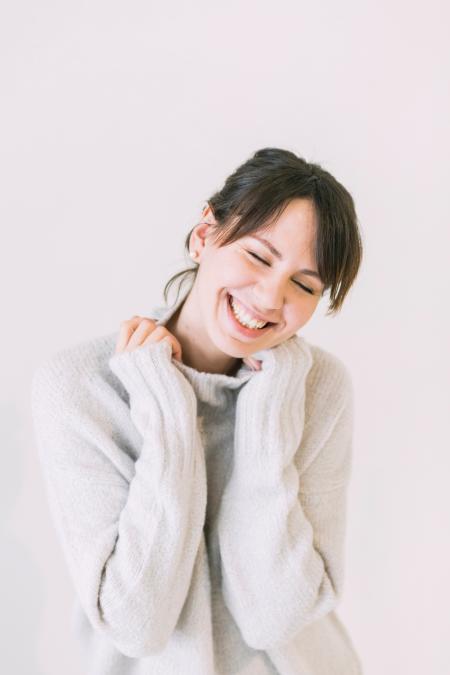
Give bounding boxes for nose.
[252,280,284,314]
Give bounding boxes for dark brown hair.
[163,147,363,316]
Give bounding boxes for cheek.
[198,254,239,300]
[214,250,253,285]
[286,303,309,325]
[291,301,318,328]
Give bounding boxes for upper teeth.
[230,296,268,329]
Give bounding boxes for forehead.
[269,197,317,232]
[250,199,318,249]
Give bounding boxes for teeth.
[230,295,268,329]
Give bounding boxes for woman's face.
[189,197,324,361]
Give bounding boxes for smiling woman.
[164,147,363,319]
[32,146,365,675]
[162,149,363,375]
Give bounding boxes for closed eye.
[246,251,315,295]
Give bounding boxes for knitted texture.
[30,290,363,675]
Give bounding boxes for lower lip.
[225,292,274,339]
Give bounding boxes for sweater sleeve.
[216,335,354,651]
[30,339,207,658]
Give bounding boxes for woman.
[31,147,364,674]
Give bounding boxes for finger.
[142,332,183,363]
[114,319,140,354]
[168,337,183,363]
[115,317,154,354]
[124,318,159,352]
[243,356,262,371]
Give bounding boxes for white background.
[1,1,449,673]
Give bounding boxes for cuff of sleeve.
[245,334,313,393]
[108,339,198,436]
[108,339,173,399]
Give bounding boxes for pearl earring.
[190,250,199,260]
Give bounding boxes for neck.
[165,289,242,376]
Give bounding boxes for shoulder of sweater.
[31,301,169,398]
[31,329,122,409]
[302,337,354,412]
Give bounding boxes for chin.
[209,329,247,359]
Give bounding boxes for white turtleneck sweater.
[30,289,363,674]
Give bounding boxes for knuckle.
[120,315,141,326]
[140,318,156,329]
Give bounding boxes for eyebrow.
[249,234,323,282]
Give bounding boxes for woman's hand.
[114,315,183,363]
[243,356,263,371]
[240,335,313,394]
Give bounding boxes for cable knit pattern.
[30,288,363,675]
[217,334,353,656]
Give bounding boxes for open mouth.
[226,292,275,338]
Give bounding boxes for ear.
[189,203,218,254]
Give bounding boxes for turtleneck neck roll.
[149,288,257,403]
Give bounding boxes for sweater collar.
[149,288,257,394]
